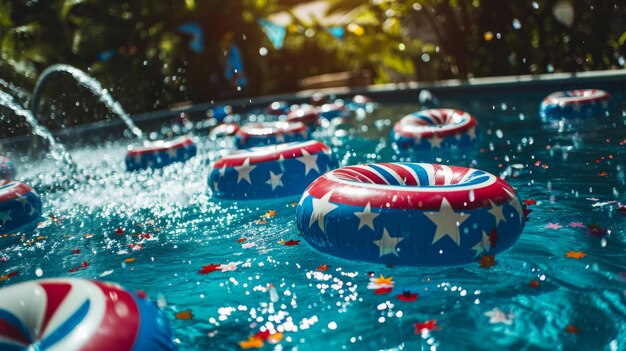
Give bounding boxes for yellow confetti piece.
[373,274,393,285]
[267,332,283,344]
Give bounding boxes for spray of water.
[30,64,145,140]
[0,90,75,169]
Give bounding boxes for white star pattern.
[425,197,469,246]
[308,190,338,233]
[488,200,507,227]
[234,158,256,184]
[0,210,12,225]
[354,202,378,231]
[503,188,524,225]
[428,136,444,149]
[484,307,515,325]
[471,231,491,257]
[219,261,242,272]
[298,190,309,208]
[296,150,319,176]
[266,171,284,190]
[212,179,220,193]
[275,133,286,143]
[219,165,227,177]
[373,228,403,257]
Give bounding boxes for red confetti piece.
[71,249,80,254]
[397,291,418,302]
[523,206,532,220]
[524,199,537,205]
[316,264,329,271]
[479,255,497,269]
[488,228,498,248]
[115,228,123,235]
[283,240,300,246]
[6,271,18,278]
[135,290,147,299]
[587,224,608,238]
[529,280,540,288]
[566,324,579,334]
[375,287,393,295]
[254,330,270,341]
[237,237,247,243]
[415,320,440,334]
[198,263,222,274]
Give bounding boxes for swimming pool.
[1,87,625,350]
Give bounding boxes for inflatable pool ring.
[318,103,348,120]
[0,278,176,351]
[391,108,478,153]
[209,123,240,139]
[126,135,197,171]
[296,163,525,266]
[0,156,17,180]
[206,105,232,121]
[0,180,41,233]
[209,140,338,199]
[286,106,319,127]
[266,101,291,115]
[234,121,310,149]
[346,95,375,111]
[539,89,612,119]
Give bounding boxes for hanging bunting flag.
[258,18,286,49]
[327,26,345,40]
[177,22,204,53]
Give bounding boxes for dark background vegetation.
[1,0,625,137]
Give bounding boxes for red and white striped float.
[234,121,310,149]
[539,89,612,119]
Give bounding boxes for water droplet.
[512,19,522,29]
[35,268,43,277]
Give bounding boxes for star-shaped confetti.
[219,261,242,272]
[479,254,497,269]
[565,251,586,259]
[587,224,608,238]
[316,264,329,271]
[546,223,562,230]
[373,274,393,285]
[397,291,418,302]
[198,263,222,274]
[484,307,515,325]
[175,309,193,320]
[415,320,440,334]
[568,222,585,228]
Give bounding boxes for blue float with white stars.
[0,181,42,234]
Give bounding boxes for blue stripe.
[39,299,90,350]
[0,183,15,191]
[411,113,436,125]
[0,308,33,343]
[368,164,401,185]
[402,163,430,185]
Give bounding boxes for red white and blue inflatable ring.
[0,180,41,234]
[539,89,612,119]
[0,156,17,180]
[318,102,348,120]
[0,278,176,351]
[209,140,338,200]
[234,121,310,149]
[391,108,479,153]
[296,163,525,266]
[125,135,197,171]
[286,106,320,127]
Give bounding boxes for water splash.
[0,78,31,104]
[0,89,74,169]
[30,64,144,140]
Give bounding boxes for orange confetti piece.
[239,336,264,349]
[267,332,283,344]
[598,172,607,177]
[529,280,540,288]
[237,237,247,243]
[479,254,497,269]
[36,236,46,240]
[175,309,193,320]
[84,234,94,238]
[124,258,136,263]
[255,220,267,225]
[316,264,329,271]
[565,251,586,259]
[373,274,393,285]
[566,324,579,334]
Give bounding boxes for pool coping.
[2,69,625,144]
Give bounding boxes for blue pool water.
[1,92,625,350]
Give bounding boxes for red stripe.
[380,163,417,185]
[450,167,471,185]
[432,164,446,186]
[80,282,139,351]
[0,318,30,345]
[341,166,387,184]
[307,175,515,211]
[334,169,375,183]
[213,141,329,168]
[544,90,611,106]
[0,182,32,202]
[39,282,73,338]
[127,136,193,156]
